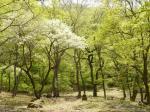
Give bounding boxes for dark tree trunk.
[142,56,150,104]
[52,47,65,97]
[53,65,60,97]
[74,50,81,98]
[79,60,87,100]
[102,72,106,99]
[94,70,99,97]
[93,84,97,97]
[52,73,56,97]
[126,74,132,99]
[12,45,18,97]
[76,68,81,98]
[21,42,53,99]
[88,53,96,97]
[140,88,144,102]
[80,71,87,100]
[12,64,17,97]
[38,66,51,98]
[95,46,105,98]
[122,86,126,100]
[0,72,3,93]
[131,89,138,101]
[54,65,59,97]
[52,67,58,97]
[8,72,11,92]
[136,70,144,102]
[25,71,40,99]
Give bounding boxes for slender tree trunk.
[79,60,87,100]
[93,70,99,97]
[39,68,51,98]
[138,79,144,102]
[52,62,60,97]
[80,70,87,100]
[135,70,144,102]
[126,74,132,99]
[8,72,11,92]
[131,88,138,101]
[74,50,81,98]
[143,56,150,104]
[12,45,18,97]
[88,54,96,97]
[12,65,17,97]
[56,70,59,97]
[122,86,126,100]
[102,72,106,99]
[13,70,22,96]
[93,70,98,97]
[26,71,40,99]
[90,62,95,97]
[52,47,65,97]
[0,72,3,93]
[93,84,97,97]
[140,88,144,102]
[76,67,81,98]
[52,73,56,97]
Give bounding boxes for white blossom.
[40,19,87,49]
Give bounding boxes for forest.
[0,0,150,112]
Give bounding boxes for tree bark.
[12,44,18,97]
[8,72,11,92]
[0,71,3,93]
[122,86,126,100]
[79,58,87,100]
[12,64,17,97]
[53,65,60,97]
[131,89,138,101]
[25,71,40,99]
[102,72,106,99]
[88,53,96,97]
[74,50,81,98]
[142,55,150,104]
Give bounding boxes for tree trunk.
[52,64,60,97]
[143,56,150,104]
[88,54,96,97]
[26,71,40,99]
[94,70,99,97]
[76,67,81,98]
[12,44,18,97]
[90,62,95,97]
[12,64,17,97]
[55,67,59,97]
[0,72,3,93]
[126,74,132,99]
[93,70,98,97]
[8,72,11,92]
[79,60,87,100]
[131,89,138,101]
[52,73,56,97]
[102,72,106,99]
[122,86,126,100]
[74,50,81,98]
[140,88,144,102]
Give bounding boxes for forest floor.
[0,88,150,112]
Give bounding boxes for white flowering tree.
[0,0,39,96]
[1,4,86,98]
[39,19,86,97]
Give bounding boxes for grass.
[0,88,150,112]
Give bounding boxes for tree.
[41,19,86,97]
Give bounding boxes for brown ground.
[0,88,150,112]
